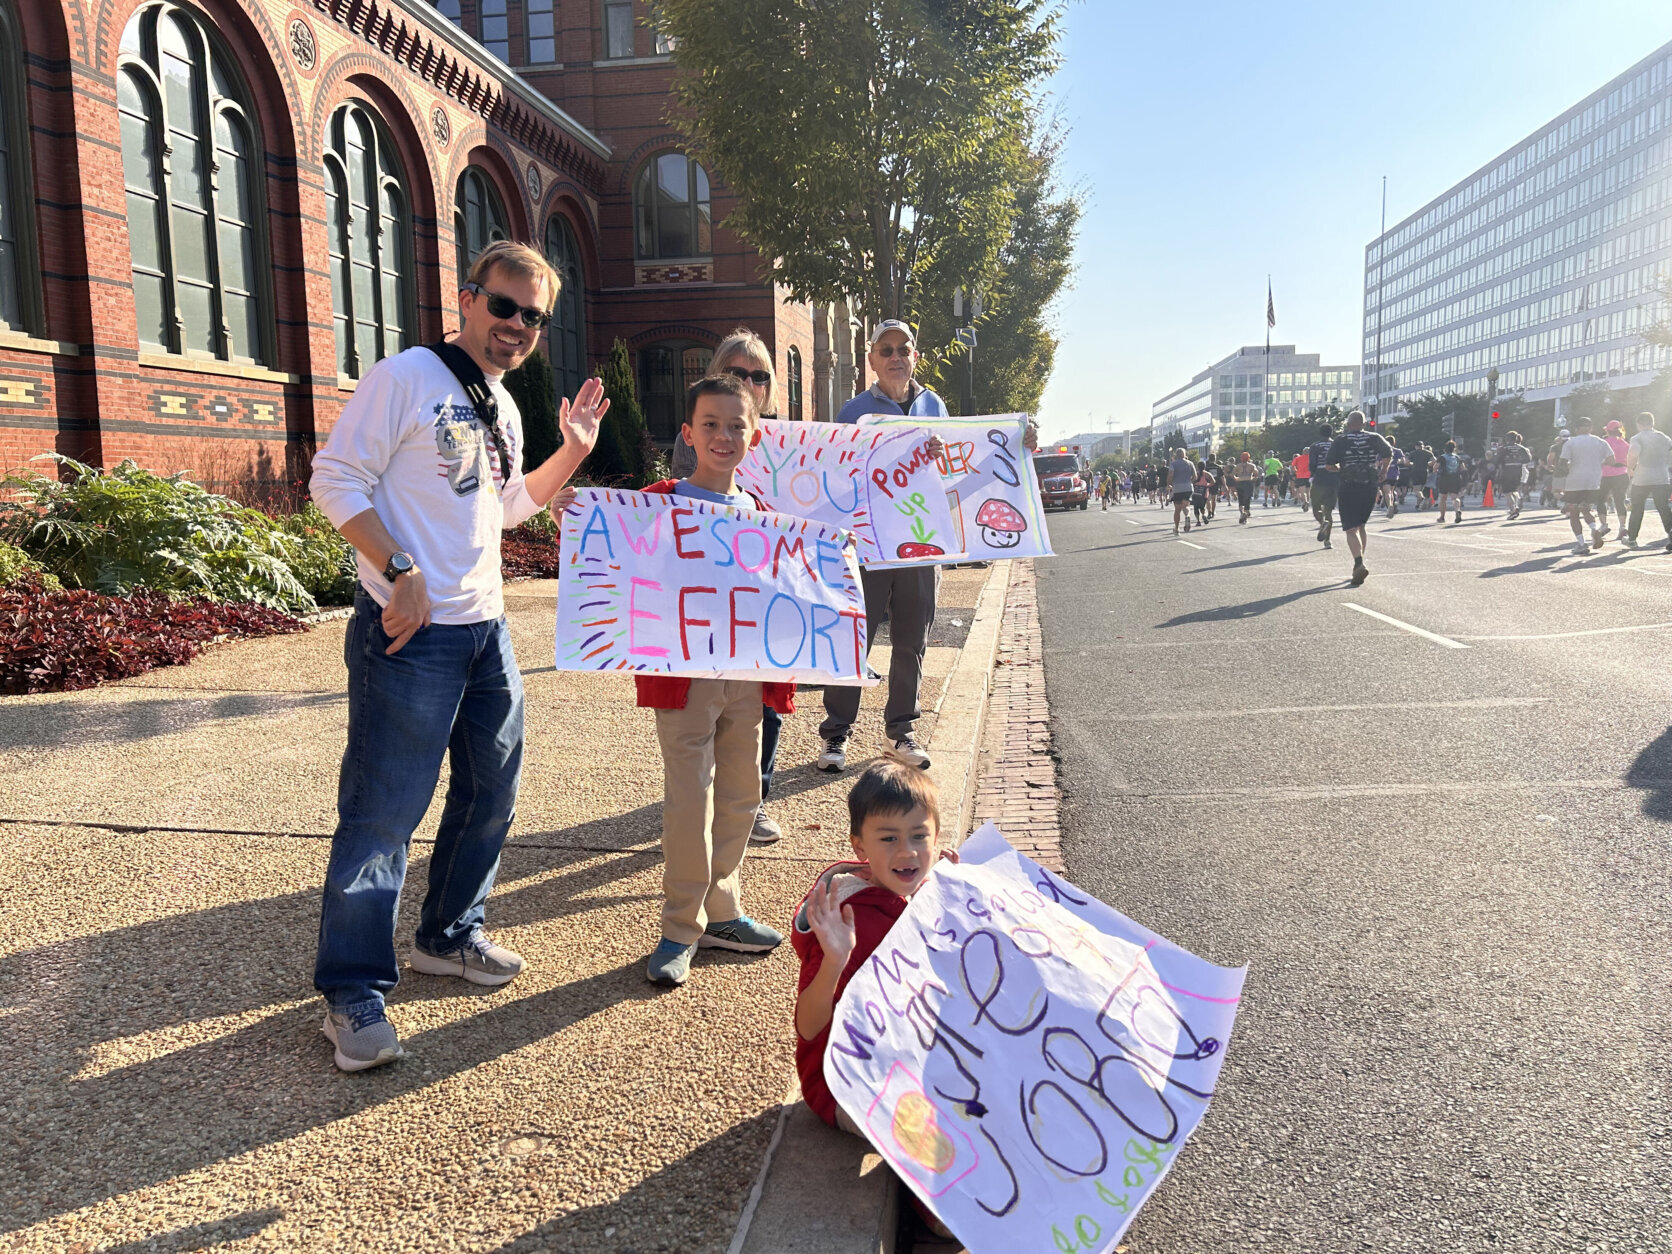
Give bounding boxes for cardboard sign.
[824,824,1245,1254]
[554,488,873,685]
[735,420,964,566]
[857,414,1055,561]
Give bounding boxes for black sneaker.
[1350,562,1368,586]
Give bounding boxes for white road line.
[1341,601,1469,649]
[1461,620,1672,641]
[1098,696,1546,721]
[1176,539,1206,550]
[1123,517,1142,526]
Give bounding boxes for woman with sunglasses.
[672,328,788,848]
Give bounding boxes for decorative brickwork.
[635,263,714,285]
[970,561,1062,871]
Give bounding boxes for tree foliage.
[504,348,560,473]
[658,0,1062,321]
[589,339,652,487]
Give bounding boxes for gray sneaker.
[749,806,783,846]
[647,938,696,986]
[322,1002,404,1072]
[409,929,525,987]
[699,915,784,953]
[817,736,848,773]
[891,736,931,769]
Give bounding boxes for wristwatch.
[383,551,415,582]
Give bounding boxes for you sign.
[825,825,1245,1254]
[554,489,872,685]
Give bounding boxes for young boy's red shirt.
[790,861,910,1127]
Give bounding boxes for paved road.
[1039,498,1670,1254]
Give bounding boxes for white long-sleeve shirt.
[310,347,543,624]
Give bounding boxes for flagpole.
[1263,277,1272,435]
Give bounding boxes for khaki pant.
[654,679,764,945]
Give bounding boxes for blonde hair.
[712,326,777,416]
[465,241,561,313]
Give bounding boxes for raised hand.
[558,376,611,455]
[807,876,857,969]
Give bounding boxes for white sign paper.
[735,419,964,566]
[824,824,1245,1254]
[554,488,873,684]
[857,414,1056,561]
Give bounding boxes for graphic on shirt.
[434,403,488,497]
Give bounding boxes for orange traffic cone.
[1484,480,1495,508]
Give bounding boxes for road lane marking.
[1177,539,1206,550]
[1460,620,1672,641]
[1341,601,1468,648]
[1123,518,1142,525]
[1095,696,1547,721]
[1105,777,1672,801]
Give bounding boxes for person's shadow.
[1158,584,1336,627]
[1626,726,1672,820]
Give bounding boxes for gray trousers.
[820,565,939,742]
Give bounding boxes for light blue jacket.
[836,381,950,425]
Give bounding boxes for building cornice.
[308,0,612,190]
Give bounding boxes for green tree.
[658,0,1061,321]
[590,339,651,486]
[504,349,560,472]
[916,121,1081,414]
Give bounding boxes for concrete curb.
[726,560,1013,1254]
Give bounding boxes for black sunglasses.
[723,365,772,385]
[464,282,552,329]
[874,344,914,358]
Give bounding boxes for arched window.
[633,152,711,260]
[455,166,508,282]
[0,0,37,332]
[638,340,711,443]
[325,102,411,379]
[543,214,588,401]
[118,2,267,363]
[785,346,803,422]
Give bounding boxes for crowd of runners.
[1087,408,1672,584]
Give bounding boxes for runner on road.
[1556,415,1618,555]
[1170,448,1197,535]
[1290,448,1311,510]
[1407,442,1434,510]
[1203,453,1223,522]
[1433,441,1467,524]
[1622,411,1672,551]
[1325,410,1392,586]
[1231,451,1260,523]
[1495,433,1534,520]
[1262,451,1283,508]
[1307,424,1338,549]
[1599,419,1631,541]
[1381,437,1408,518]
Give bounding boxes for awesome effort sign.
[554,488,872,685]
[825,825,1245,1254]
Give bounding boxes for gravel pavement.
[1039,499,1670,1254]
[0,569,988,1252]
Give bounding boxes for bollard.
[1484,480,1494,508]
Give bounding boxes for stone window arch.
[633,151,711,261]
[455,166,509,282]
[543,213,588,401]
[324,101,414,379]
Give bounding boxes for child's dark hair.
[848,755,940,836]
[684,372,758,425]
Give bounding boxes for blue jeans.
[760,704,782,800]
[314,588,525,1011]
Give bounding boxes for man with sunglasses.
[819,320,1035,775]
[310,241,608,1072]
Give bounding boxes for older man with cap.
[817,319,1033,773]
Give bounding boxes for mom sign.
[553,489,873,685]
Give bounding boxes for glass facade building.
[1364,42,1672,418]
[1152,345,1359,448]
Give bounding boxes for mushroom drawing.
[974,499,1027,549]
[895,541,945,560]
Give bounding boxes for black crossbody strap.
[427,341,510,487]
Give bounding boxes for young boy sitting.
[792,757,949,1129]
[637,374,796,986]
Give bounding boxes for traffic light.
[1366,417,1377,430]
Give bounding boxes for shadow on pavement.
[0,690,345,753]
[1626,727,1672,820]
[1158,584,1337,627]
[0,846,659,1234]
[95,1210,285,1252]
[481,1109,781,1254]
[1189,552,1307,574]
[1478,555,1564,578]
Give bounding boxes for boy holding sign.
[638,375,795,986]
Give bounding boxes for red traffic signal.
[1366,417,1377,429]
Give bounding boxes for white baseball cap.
[868,319,916,349]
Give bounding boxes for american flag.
[1267,282,1276,329]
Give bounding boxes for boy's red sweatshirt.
[631,478,796,714]
[791,861,909,1126]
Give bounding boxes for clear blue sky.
[1035,0,1672,443]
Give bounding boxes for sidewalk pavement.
[0,566,994,1253]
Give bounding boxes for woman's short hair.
[712,326,777,416]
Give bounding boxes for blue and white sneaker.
[699,916,784,953]
[322,1002,404,1072]
[646,938,696,986]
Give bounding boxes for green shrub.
[278,502,357,606]
[505,347,561,472]
[0,539,61,591]
[590,338,652,487]
[0,455,316,613]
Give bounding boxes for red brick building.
[0,0,871,492]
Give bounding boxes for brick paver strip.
[969,560,1063,872]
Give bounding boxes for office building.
[1363,41,1672,419]
[1151,345,1359,448]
